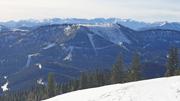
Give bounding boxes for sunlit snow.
[43,43,56,50]
[36,63,42,69]
[1,81,9,92]
[44,76,180,101]
[37,79,45,85]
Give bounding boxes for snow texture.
[64,25,72,36]
[159,21,168,26]
[117,42,129,51]
[11,28,29,32]
[87,34,97,55]
[63,53,72,61]
[26,53,39,68]
[82,23,131,46]
[1,81,9,92]
[37,78,45,85]
[44,76,180,101]
[43,43,56,50]
[63,46,73,61]
[36,63,42,69]
[64,25,80,36]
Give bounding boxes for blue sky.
[0,0,180,22]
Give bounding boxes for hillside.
[0,23,180,92]
[44,76,180,101]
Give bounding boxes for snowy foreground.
[44,76,180,101]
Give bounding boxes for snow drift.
[44,76,180,101]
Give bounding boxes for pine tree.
[127,53,141,81]
[71,79,79,91]
[91,70,99,87]
[27,92,35,101]
[111,55,125,84]
[47,73,56,98]
[173,47,180,75]
[97,71,106,86]
[79,72,88,89]
[166,47,179,76]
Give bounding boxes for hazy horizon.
[0,0,180,22]
[1,17,180,23]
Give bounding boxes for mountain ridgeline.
[0,23,180,92]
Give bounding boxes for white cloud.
[0,0,179,22]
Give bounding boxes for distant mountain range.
[0,19,180,93]
[1,18,180,31]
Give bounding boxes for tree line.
[0,47,179,101]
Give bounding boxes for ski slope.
[44,76,180,101]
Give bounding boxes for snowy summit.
[44,76,180,101]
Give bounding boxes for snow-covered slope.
[83,23,131,45]
[44,76,180,101]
